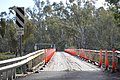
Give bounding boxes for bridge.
[0,48,120,80]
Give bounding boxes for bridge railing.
[0,48,56,80]
[64,48,120,72]
[44,48,56,64]
[0,49,44,80]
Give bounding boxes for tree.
[105,0,120,26]
[0,18,6,38]
[92,7,118,49]
[25,0,119,50]
[1,0,119,54]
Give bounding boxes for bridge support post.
[23,64,27,74]
[27,61,32,72]
[8,70,14,80]
[13,69,16,79]
[2,71,8,80]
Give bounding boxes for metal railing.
[0,49,44,80]
[65,48,120,72]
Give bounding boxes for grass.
[0,51,12,55]
[0,52,15,60]
[0,55,13,60]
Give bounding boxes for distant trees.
[0,0,119,53]
[105,0,120,48]
[0,15,17,53]
[105,0,120,26]
[0,6,36,54]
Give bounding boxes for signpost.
[16,7,24,56]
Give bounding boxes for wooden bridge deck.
[16,52,120,80]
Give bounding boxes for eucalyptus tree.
[26,0,44,41]
[43,1,67,49]
[105,0,120,49]
[105,0,120,27]
[0,11,18,53]
[26,0,119,50]
[0,18,6,38]
[91,7,117,49]
[61,0,95,48]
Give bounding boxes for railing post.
[13,69,16,79]
[80,48,84,58]
[83,49,85,59]
[3,71,8,80]
[0,72,2,80]
[99,49,102,67]
[79,49,82,58]
[88,50,91,63]
[105,49,109,70]
[23,64,27,74]
[112,48,116,72]
[44,49,47,65]
[27,61,32,71]
[8,69,14,80]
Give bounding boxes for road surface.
[42,52,100,71]
[16,52,120,80]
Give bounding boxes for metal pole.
[19,35,24,74]
[34,44,37,51]
[54,44,56,49]
[20,35,22,56]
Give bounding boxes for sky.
[0,0,106,13]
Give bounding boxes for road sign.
[16,28,24,35]
[15,7,24,56]
[16,7,24,35]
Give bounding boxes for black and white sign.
[16,7,24,35]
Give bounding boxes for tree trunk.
[81,27,85,48]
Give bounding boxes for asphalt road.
[16,52,120,80]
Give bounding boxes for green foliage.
[0,52,14,60]
[0,12,7,17]
[105,0,119,5]
[0,52,11,55]
[0,18,6,38]
[0,55,13,60]
[69,0,75,3]
[43,5,52,14]
[0,0,119,55]
[105,0,120,27]
[23,17,35,44]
